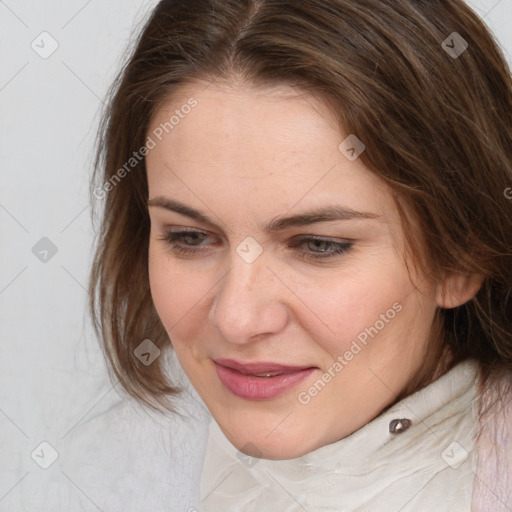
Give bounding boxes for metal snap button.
[389,418,412,434]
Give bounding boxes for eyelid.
[160,226,218,240]
[162,226,216,242]
[289,233,353,243]
[160,226,352,242]
[163,226,209,233]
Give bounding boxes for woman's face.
[146,81,442,459]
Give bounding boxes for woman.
[89,0,512,510]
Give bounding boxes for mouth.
[213,358,317,400]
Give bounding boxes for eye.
[175,232,208,246]
[157,228,214,256]
[290,236,353,261]
[156,229,353,261]
[306,239,334,253]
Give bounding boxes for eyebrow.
[148,196,380,231]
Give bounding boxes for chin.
[219,420,325,460]
[245,439,321,461]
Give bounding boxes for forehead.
[148,81,339,167]
[145,81,396,222]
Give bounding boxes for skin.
[146,80,480,460]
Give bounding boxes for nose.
[208,255,289,345]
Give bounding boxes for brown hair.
[89,0,512,412]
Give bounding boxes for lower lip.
[214,363,316,400]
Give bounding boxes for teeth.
[253,372,281,378]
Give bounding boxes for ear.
[436,272,484,309]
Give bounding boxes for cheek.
[293,259,409,359]
[148,248,212,342]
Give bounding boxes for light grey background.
[0,0,511,511]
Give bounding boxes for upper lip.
[214,358,314,375]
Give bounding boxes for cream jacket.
[201,359,512,511]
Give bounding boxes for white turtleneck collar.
[200,359,480,511]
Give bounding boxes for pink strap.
[472,366,512,511]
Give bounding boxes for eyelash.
[157,229,354,261]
